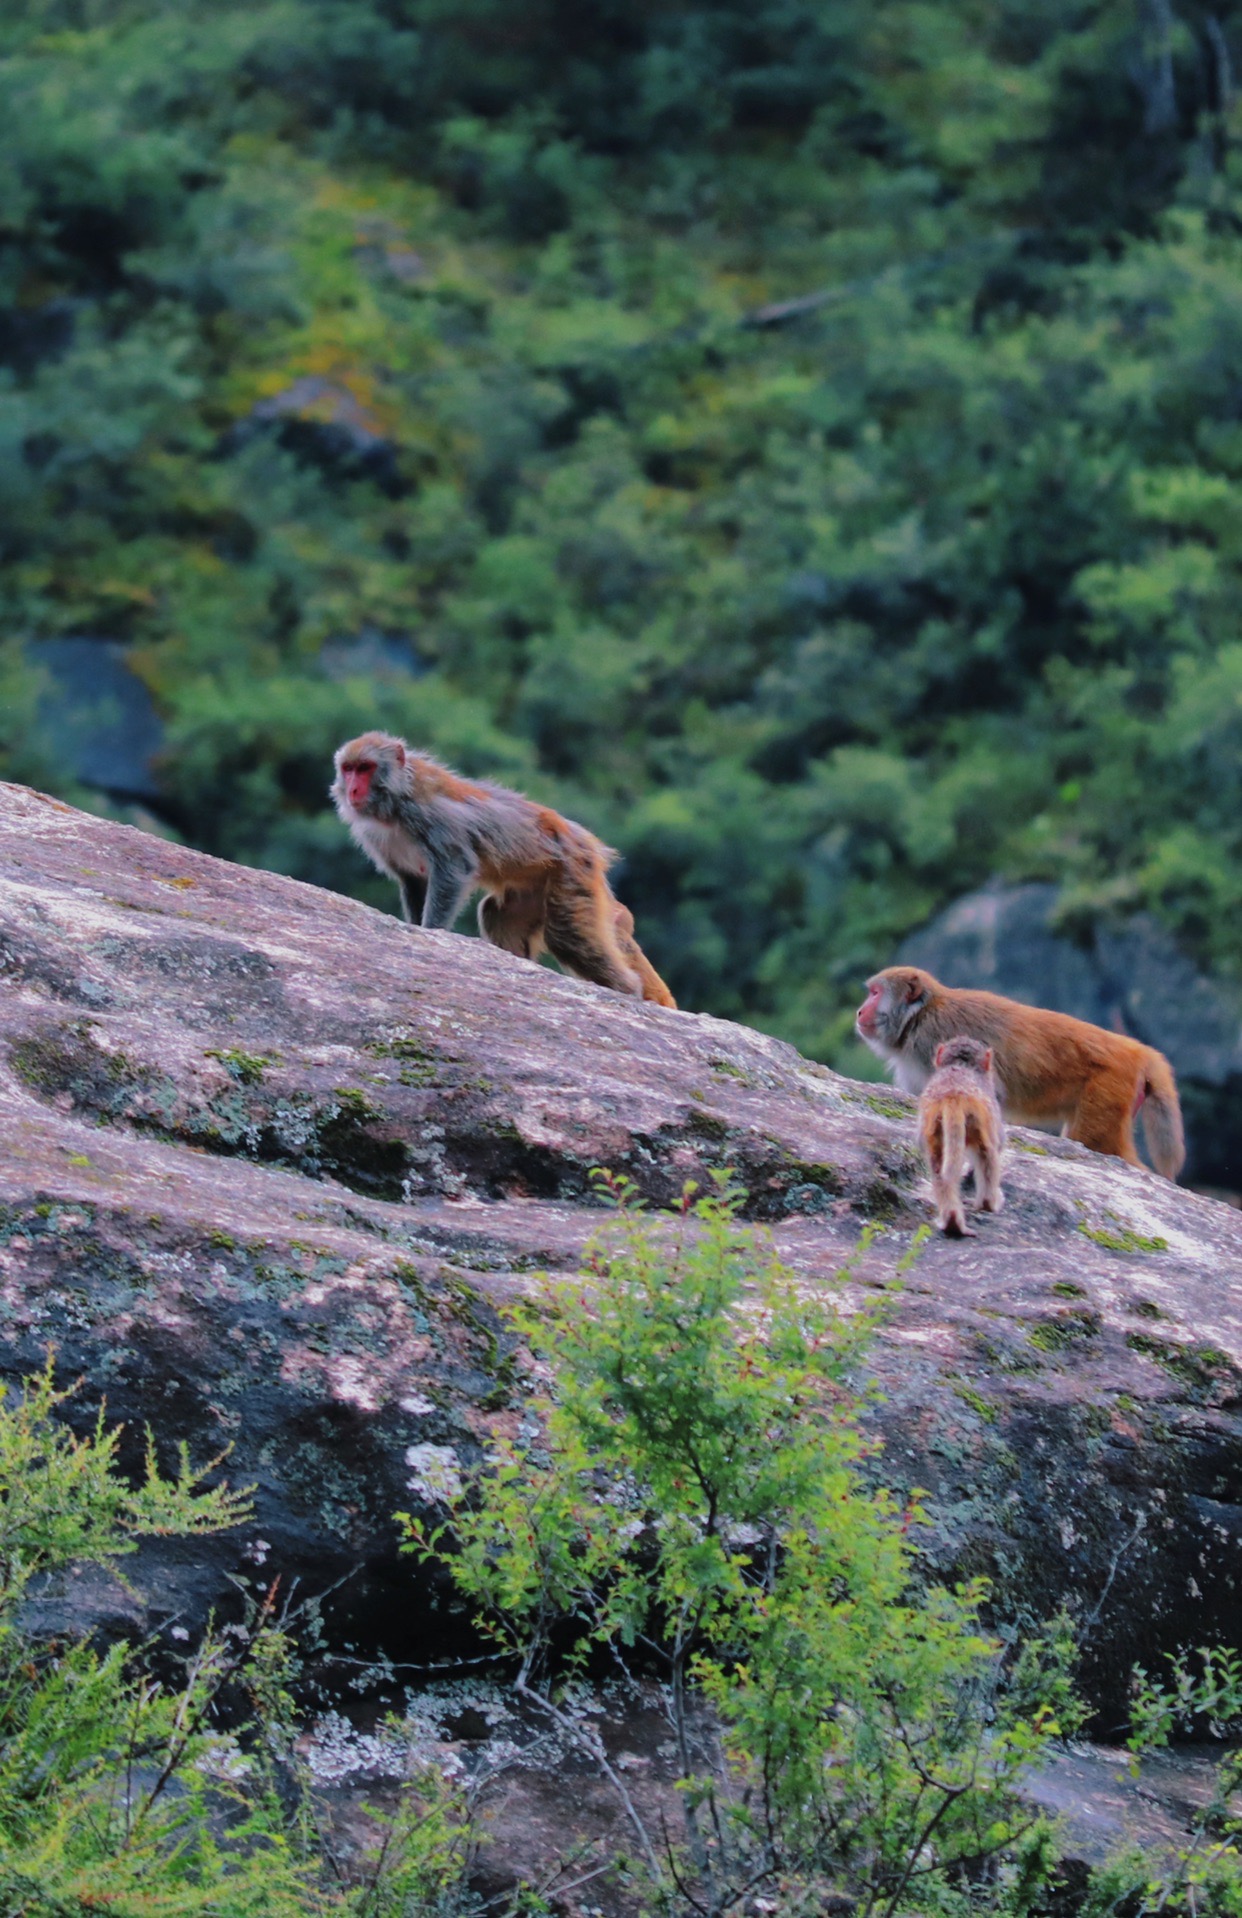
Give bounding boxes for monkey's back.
[923,987,1152,1107]
[412,757,614,889]
[918,1065,1002,1146]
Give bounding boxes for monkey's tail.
[1139,1049,1186,1181]
[940,1103,967,1194]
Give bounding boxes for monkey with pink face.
[856,965,1183,1177]
[332,731,676,1006]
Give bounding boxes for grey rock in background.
[318,626,430,682]
[32,637,164,799]
[232,375,404,494]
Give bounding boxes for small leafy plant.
[405,1176,1074,1918]
[1078,1647,1242,1917]
[0,1360,467,1917]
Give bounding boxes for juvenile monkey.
[857,966,1184,1179]
[917,1035,1005,1237]
[332,731,676,1007]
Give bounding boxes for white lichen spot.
[400,1391,435,1416]
[303,1711,409,1784]
[328,1355,382,1412]
[194,1733,252,1782]
[405,1442,464,1502]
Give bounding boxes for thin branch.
[531,1839,614,1903]
[135,1579,282,1823]
[322,1648,510,1676]
[661,1809,712,1918]
[1131,0,1178,134]
[512,1671,663,1881]
[1207,14,1235,115]
[1081,1510,1148,1639]
[876,1781,970,1918]
[741,233,1034,329]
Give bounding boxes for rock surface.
[901,882,1242,1188]
[4,782,1242,1858]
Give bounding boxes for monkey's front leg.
[421,860,476,931]
[398,872,428,924]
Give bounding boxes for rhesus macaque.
[856,966,1184,1179]
[917,1035,1005,1237]
[332,731,676,1007]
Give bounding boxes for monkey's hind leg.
[478,884,549,963]
[973,1138,1005,1214]
[398,872,428,925]
[543,884,644,998]
[611,901,676,1009]
[965,1114,1004,1215]
[1068,1072,1143,1168]
[933,1178,973,1238]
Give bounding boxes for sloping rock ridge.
[3,780,1242,1743]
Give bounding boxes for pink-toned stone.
[2,779,1241,1726]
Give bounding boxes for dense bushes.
[407,1178,1077,1916]
[0,1363,469,1914]
[6,1,1242,1062]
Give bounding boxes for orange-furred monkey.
[856,966,1184,1178]
[332,732,675,1007]
[917,1034,1005,1236]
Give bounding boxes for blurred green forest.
[5,0,1242,1065]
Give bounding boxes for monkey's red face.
[333,734,407,816]
[341,760,376,811]
[856,980,884,1036]
[856,968,929,1049]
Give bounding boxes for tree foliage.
[5,0,1242,1060]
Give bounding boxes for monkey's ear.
[905,975,924,1002]
[981,1048,993,1073]
[392,741,406,767]
[934,1042,947,1066]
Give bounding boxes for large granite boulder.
[31,637,165,801]
[900,882,1242,1189]
[229,376,404,494]
[3,785,1242,1748]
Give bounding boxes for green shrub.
[1080,1647,1242,1918]
[405,1178,1075,1917]
[0,1361,467,1917]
